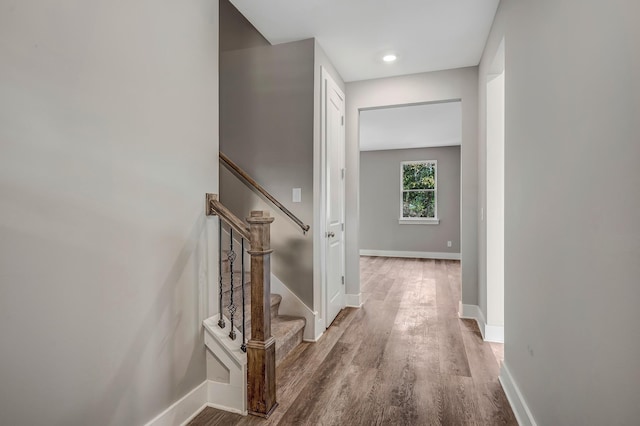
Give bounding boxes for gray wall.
[219,38,315,306]
[360,147,461,253]
[219,0,269,52]
[346,67,478,305]
[480,1,640,424]
[219,2,316,306]
[0,1,219,425]
[219,2,345,309]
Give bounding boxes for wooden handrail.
[206,193,251,241]
[220,152,310,234]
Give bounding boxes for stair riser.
[275,324,304,367]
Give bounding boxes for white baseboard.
[143,377,256,426]
[458,303,504,343]
[500,362,537,426]
[143,380,208,426]
[360,249,461,260]
[459,303,487,339]
[307,316,325,342]
[271,273,318,341]
[345,293,362,308]
[484,323,504,343]
[206,381,246,415]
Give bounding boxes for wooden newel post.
[246,210,278,418]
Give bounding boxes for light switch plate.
[292,188,301,203]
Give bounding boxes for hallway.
[190,257,516,425]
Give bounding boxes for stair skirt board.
[203,318,247,415]
[271,273,322,342]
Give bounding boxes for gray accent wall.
[480,0,640,424]
[0,1,219,425]
[360,147,461,253]
[219,3,345,309]
[220,37,315,306]
[219,0,269,52]
[345,67,479,306]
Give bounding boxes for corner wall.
[480,1,640,424]
[345,67,479,305]
[0,1,220,425]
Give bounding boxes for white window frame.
[399,160,440,225]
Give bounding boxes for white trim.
[310,316,325,342]
[143,380,208,426]
[202,317,247,414]
[398,218,440,225]
[500,362,538,426]
[143,377,256,426]
[271,273,319,341]
[345,293,363,308]
[360,249,460,260]
[484,323,504,343]
[203,318,247,368]
[458,303,504,343]
[459,303,487,339]
[206,381,246,415]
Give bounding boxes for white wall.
[346,67,479,304]
[0,1,219,425]
[480,1,640,424]
[486,70,505,327]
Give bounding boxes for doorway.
[321,67,346,328]
[358,100,463,278]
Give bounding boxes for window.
[400,160,439,224]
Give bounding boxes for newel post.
[246,210,278,418]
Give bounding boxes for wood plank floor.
[189,257,517,426]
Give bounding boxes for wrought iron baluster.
[228,228,237,340]
[218,218,225,329]
[241,238,247,352]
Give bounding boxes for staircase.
[203,195,307,418]
[220,273,306,366]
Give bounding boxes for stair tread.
[272,315,306,338]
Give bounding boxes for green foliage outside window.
[402,162,436,218]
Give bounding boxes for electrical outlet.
[447,241,452,247]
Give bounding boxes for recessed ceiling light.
[382,54,397,63]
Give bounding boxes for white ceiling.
[229,0,500,82]
[360,101,461,151]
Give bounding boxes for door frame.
[318,66,346,331]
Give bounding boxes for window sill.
[398,218,440,225]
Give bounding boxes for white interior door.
[322,68,346,327]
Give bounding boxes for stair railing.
[219,152,310,234]
[206,193,278,418]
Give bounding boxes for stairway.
[220,272,306,366]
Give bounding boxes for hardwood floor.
[189,257,516,426]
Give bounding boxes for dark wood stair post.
[246,210,278,418]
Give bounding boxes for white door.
[322,68,346,327]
